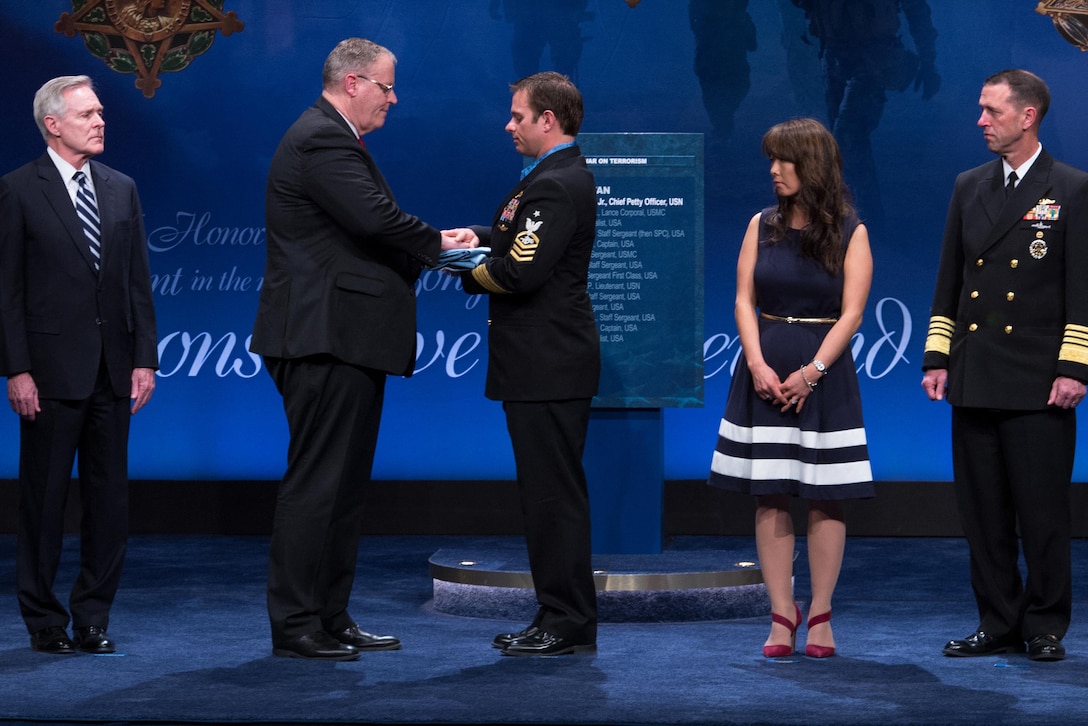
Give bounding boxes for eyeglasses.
[354,74,394,95]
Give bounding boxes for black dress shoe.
[73,625,116,654]
[1027,634,1066,662]
[328,625,400,651]
[273,631,361,661]
[30,626,76,655]
[942,630,1025,657]
[501,629,596,657]
[492,625,538,649]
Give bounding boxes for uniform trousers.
[503,398,597,643]
[17,358,131,634]
[265,355,385,640]
[951,406,1074,640]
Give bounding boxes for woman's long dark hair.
[760,118,855,275]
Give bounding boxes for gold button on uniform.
[1007,292,1015,301]
[976,259,984,267]
[969,323,978,331]
[1010,259,1019,268]
[971,290,979,299]
[1005,325,1013,334]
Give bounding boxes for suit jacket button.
[1006,292,1015,301]
[968,323,978,332]
[970,290,979,299]
[1010,259,1019,268]
[976,258,984,267]
[1005,325,1013,334]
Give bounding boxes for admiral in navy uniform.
[923,69,1088,662]
[457,72,600,656]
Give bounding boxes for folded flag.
[429,247,491,272]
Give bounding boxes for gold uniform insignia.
[511,215,543,262]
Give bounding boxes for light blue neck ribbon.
[521,141,575,179]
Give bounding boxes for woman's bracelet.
[800,364,818,389]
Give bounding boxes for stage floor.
[1,534,1087,725]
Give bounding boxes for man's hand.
[1048,376,1086,410]
[130,367,156,414]
[7,372,40,420]
[440,228,480,250]
[921,368,947,401]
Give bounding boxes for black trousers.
[951,406,1074,640]
[265,355,385,640]
[503,398,597,643]
[17,359,131,634]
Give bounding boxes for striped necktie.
[73,171,101,272]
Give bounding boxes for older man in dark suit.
[0,76,158,655]
[251,37,474,661]
[458,72,600,657]
[923,69,1088,662]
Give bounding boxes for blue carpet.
[1,534,1087,725]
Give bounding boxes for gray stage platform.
[429,540,770,622]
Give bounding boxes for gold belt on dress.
[760,312,839,325]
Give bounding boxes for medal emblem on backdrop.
[55,0,244,98]
[1037,0,1088,51]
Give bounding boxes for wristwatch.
[810,359,827,374]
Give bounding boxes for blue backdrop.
[1,0,1087,482]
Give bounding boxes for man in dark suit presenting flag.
[251,37,474,661]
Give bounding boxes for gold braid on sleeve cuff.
[924,315,955,356]
[1059,323,1088,366]
[470,262,510,294]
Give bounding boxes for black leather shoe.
[73,625,116,654]
[942,630,1024,657]
[492,625,538,649]
[273,631,361,661]
[1027,634,1066,662]
[328,625,400,651]
[30,626,76,655]
[501,629,596,657]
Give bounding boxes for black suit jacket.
[461,145,600,401]
[251,96,441,377]
[923,149,1088,409]
[0,154,158,398]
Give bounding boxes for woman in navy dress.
[708,118,874,658]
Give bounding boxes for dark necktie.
[73,171,101,271]
[1005,170,1018,197]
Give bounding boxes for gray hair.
[33,75,94,140]
[322,38,395,89]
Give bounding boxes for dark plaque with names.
[578,133,704,408]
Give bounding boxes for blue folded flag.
[428,247,491,272]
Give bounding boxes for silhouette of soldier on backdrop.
[489,0,592,81]
[792,0,940,226]
[688,0,757,145]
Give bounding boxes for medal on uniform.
[498,191,523,231]
[1030,230,1048,260]
[1023,198,1061,221]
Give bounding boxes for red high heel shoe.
[805,610,835,658]
[763,603,802,658]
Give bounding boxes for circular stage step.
[429,542,768,622]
